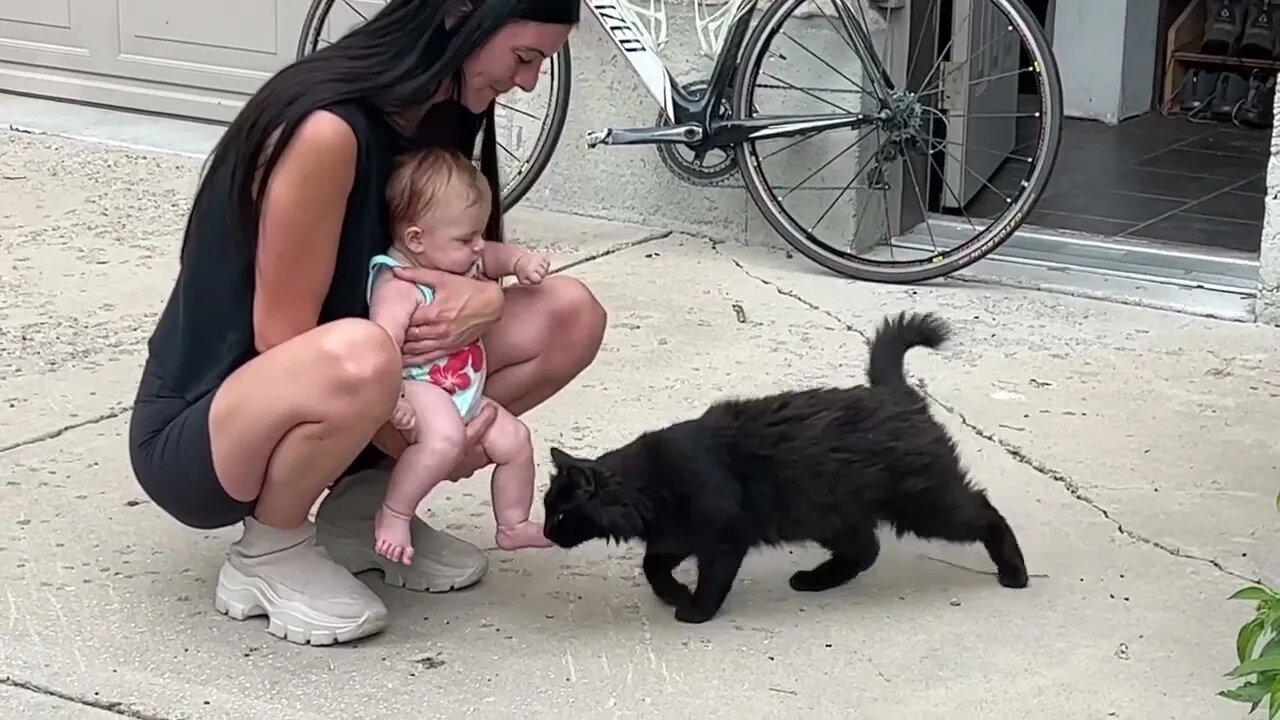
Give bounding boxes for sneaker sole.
[214,563,388,646]
[318,536,488,593]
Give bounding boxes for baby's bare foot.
[495,521,554,551]
[375,506,415,566]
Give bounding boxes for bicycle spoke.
[903,154,940,253]
[781,30,874,98]
[926,152,980,231]
[760,130,827,161]
[761,72,860,114]
[940,140,1034,163]
[497,141,520,162]
[496,101,540,121]
[947,111,1041,119]
[815,3,860,58]
[915,65,1033,101]
[810,145,881,232]
[779,126,878,201]
[941,146,1013,206]
[907,0,941,87]
[341,0,369,21]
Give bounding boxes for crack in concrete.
[551,230,674,275]
[720,251,1257,583]
[0,406,130,456]
[0,228,670,460]
[0,675,169,719]
[0,230,671,461]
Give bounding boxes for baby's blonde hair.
[386,147,491,231]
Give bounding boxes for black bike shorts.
[128,368,255,530]
[128,367,389,530]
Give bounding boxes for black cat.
[542,311,1030,624]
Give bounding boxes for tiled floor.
[1025,114,1268,254]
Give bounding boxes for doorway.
[980,0,1269,255]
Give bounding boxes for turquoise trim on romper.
[367,253,486,422]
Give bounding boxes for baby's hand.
[513,252,551,285]
[391,396,416,432]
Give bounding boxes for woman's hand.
[392,265,504,365]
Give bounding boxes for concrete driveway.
[1,130,1275,719]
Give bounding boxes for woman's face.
[458,20,571,113]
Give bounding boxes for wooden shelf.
[1172,51,1280,71]
[1160,0,1277,119]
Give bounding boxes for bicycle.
[298,0,1062,284]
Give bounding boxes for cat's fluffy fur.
[542,311,1029,624]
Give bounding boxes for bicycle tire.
[295,0,574,213]
[732,0,1063,284]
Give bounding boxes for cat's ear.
[550,447,597,494]
[549,446,575,468]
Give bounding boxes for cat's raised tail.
[866,311,951,390]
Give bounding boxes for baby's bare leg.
[480,401,553,550]
[375,381,466,566]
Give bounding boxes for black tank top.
[141,100,412,402]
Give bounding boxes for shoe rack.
[1160,0,1277,128]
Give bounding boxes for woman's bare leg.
[207,318,402,645]
[208,317,402,527]
[481,276,607,416]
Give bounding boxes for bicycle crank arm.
[585,124,705,149]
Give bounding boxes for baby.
[366,146,554,566]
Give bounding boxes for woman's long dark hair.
[201,0,579,250]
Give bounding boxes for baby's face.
[405,201,488,274]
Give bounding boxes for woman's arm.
[252,110,358,352]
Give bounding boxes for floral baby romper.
[366,253,487,422]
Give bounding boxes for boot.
[1211,72,1252,118]
[1180,68,1221,114]
[215,518,389,646]
[1236,71,1276,128]
[1240,0,1280,58]
[314,467,490,593]
[1203,0,1248,55]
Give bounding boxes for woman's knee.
[315,319,401,414]
[542,276,606,360]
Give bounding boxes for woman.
[127,0,604,646]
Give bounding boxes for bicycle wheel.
[733,0,1062,284]
[296,0,573,211]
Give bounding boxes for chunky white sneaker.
[314,468,489,593]
[214,518,388,646]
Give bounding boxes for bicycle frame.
[582,0,898,150]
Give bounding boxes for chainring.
[655,80,740,186]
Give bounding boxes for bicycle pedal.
[584,129,612,149]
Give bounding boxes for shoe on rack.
[1240,0,1280,58]
[1180,68,1222,114]
[314,467,490,593]
[1203,0,1247,55]
[215,518,389,646]
[1236,71,1276,128]
[1211,71,1252,118]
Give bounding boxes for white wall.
[1053,0,1161,124]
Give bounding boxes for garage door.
[0,0,309,123]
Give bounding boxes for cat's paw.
[649,581,694,608]
[673,603,718,624]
